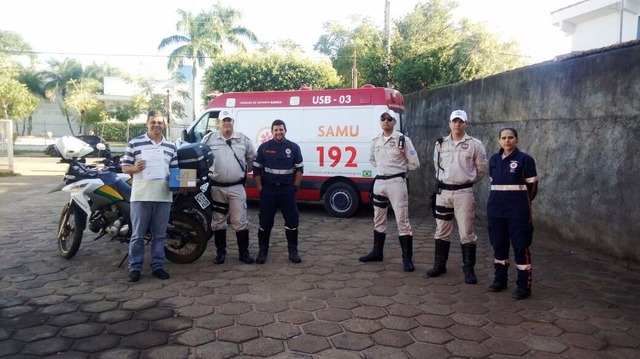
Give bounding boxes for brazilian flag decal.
[95,185,124,202]
[362,170,372,178]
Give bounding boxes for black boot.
[359,231,385,262]
[488,262,509,292]
[213,229,226,264]
[461,243,477,284]
[426,239,450,277]
[512,268,532,300]
[255,229,271,264]
[398,235,415,272]
[285,228,302,263]
[236,229,254,264]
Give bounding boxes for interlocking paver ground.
[1,156,640,358]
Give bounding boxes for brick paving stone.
[316,308,352,322]
[151,316,193,332]
[523,335,569,354]
[31,294,68,306]
[1,305,37,319]
[520,321,564,337]
[595,330,640,347]
[21,337,73,356]
[358,295,394,307]
[449,312,490,327]
[554,318,599,334]
[48,312,91,327]
[12,325,59,342]
[80,300,119,314]
[176,304,215,318]
[483,336,531,356]
[484,310,525,325]
[193,338,240,358]
[342,318,383,334]
[196,293,232,306]
[379,316,419,331]
[121,298,158,311]
[144,345,191,359]
[135,307,175,321]
[196,313,235,330]
[277,310,315,324]
[287,334,331,353]
[173,327,216,346]
[120,330,168,349]
[331,332,375,351]
[242,337,285,357]
[0,339,23,357]
[561,332,608,350]
[61,322,105,339]
[445,338,492,358]
[94,310,134,324]
[326,297,360,309]
[158,295,196,309]
[237,311,275,327]
[302,321,343,336]
[360,345,411,359]
[107,319,149,336]
[262,322,301,339]
[372,328,414,347]
[217,325,259,343]
[72,334,121,353]
[351,306,387,320]
[483,322,528,339]
[291,298,326,311]
[447,324,491,342]
[418,304,455,316]
[406,342,451,358]
[410,326,455,344]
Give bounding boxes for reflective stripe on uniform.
[264,167,295,174]
[525,176,538,183]
[491,185,527,191]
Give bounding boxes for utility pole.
[352,47,358,88]
[166,90,172,139]
[384,0,392,87]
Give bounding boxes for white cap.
[221,110,233,120]
[450,110,468,122]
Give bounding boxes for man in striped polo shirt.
[122,110,177,282]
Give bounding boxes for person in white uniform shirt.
[359,112,420,272]
[201,112,256,265]
[427,109,488,284]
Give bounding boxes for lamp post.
[166,90,172,138]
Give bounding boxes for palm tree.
[38,58,83,134]
[158,1,257,120]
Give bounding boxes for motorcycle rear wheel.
[165,212,207,264]
[173,202,213,241]
[57,203,84,259]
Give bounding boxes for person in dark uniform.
[487,127,538,300]
[253,119,304,264]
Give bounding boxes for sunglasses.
[380,117,394,122]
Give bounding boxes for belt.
[375,173,405,180]
[491,185,527,191]
[438,182,473,191]
[211,179,245,187]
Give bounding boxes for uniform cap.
[450,110,468,122]
[221,110,233,120]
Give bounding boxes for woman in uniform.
[487,128,538,299]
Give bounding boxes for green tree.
[64,78,104,134]
[202,52,341,95]
[0,73,40,121]
[0,30,35,63]
[158,1,257,120]
[38,58,84,134]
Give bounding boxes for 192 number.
[316,146,357,167]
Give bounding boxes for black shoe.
[152,268,170,280]
[488,282,507,292]
[239,252,255,264]
[512,287,531,300]
[128,271,140,282]
[214,253,225,264]
[289,252,302,263]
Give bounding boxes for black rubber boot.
[512,268,532,300]
[488,263,509,292]
[213,229,226,264]
[255,229,271,264]
[426,239,450,277]
[359,231,385,262]
[398,235,415,272]
[236,229,254,264]
[285,228,302,263]
[461,243,477,284]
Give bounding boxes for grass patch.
[0,170,20,177]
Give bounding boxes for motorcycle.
[49,136,207,265]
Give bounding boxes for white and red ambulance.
[180,84,406,218]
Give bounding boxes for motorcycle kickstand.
[117,236,152,268]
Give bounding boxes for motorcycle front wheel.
[165,212,207,264]
[57,203,84,259]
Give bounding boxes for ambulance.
[180,84,406,218]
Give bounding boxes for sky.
[0,0,576,79]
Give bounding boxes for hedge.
[92,122,147,143]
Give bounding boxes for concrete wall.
[404,41,640,263]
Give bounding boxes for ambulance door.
[183,110,221,144]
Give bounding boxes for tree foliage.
[202,53,341,97]
[65,78,105,133]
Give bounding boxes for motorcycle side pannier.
[175,143,213,178]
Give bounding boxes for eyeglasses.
[380,117,394,122]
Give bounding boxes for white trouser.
[373,177,412,236]
[211,184,250,232]
[434,188,477,244]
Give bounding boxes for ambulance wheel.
[324,183,360,218]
